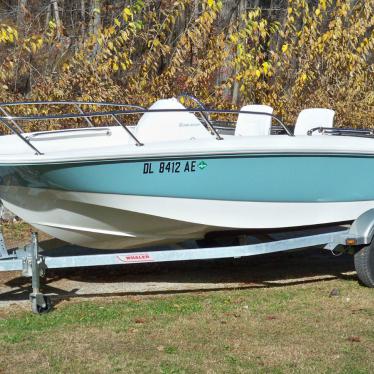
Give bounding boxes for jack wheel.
[354,243,374,287]
[31,295,52,314]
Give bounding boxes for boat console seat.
[235,104,273,136]
[294,108,335,135]
[135,98,212,143]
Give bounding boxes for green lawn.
[0,277,373,374]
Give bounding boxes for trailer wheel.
[31,295,52,314]
[354,243,374,287]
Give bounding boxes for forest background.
[0,0,372,128]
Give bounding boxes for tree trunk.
[89,0,102,61]
[81,0,86,38]
[17,0,27,32]
[231,0,246,105]
[45,2,51,31]
[89,0,101,35]
[190,0,199,66]
[52,0,62,38]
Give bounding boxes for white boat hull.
[2,186,374,249]
[2,130,374,250]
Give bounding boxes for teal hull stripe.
[0,154,374,202]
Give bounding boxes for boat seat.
[294,108,335,135]
[135,98,212,143]
[235,104,273,136]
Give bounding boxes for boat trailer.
[1,209,374,314]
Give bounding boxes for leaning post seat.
[294,108,335,135]
[134,98,212,143]
[234,104,274,136]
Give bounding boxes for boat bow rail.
[0,99,292,155]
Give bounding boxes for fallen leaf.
[266,316,277,320]
[134,318,146,324]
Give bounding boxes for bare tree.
[52,0,62,38]
[81,0,86,37]
[231,0,246,105]
[89,0,101,35]
[17,0,27,32]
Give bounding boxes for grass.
[1,220,52,250]
[0,278,373,373]
[1,221,32,247]
[0,221,373,372]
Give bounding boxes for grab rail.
[0,101,292,155]
[111,114,143,146]
[308,127,374,137]
[0,107,23,132]
[0,100,146,109]
[74,104,94,127]
[25,127,112,140]
[177,93,223,140]
[0,117,43,155]
[0,100,145,132]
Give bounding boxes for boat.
[0,95,373,250]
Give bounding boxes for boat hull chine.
[1,186,374,249]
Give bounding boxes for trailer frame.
[1,209,374,314]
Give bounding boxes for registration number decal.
[143,160,207,174]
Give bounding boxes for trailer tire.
[31,295,52,314]
[354,243,374,287]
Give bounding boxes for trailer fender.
[344,208,374,245]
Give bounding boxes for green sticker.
[198,161,207,170]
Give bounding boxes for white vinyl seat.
[294,108,335,135]
[235,104,273,136]
[135,98,212,143]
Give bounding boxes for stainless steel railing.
[307,127,374,137]
[25,127,112,140]
[0,100,293,155]
[0,101,146,154]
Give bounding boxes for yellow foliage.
[228,0,373,127]
[0,0,372,130]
